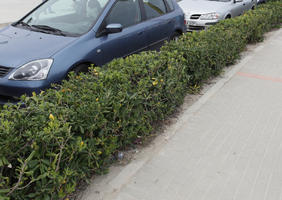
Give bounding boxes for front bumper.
[0,77,50,103]
[186,19,219,31]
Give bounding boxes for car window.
[142,0,167,19]
[104,0,141,28]
[166,0,174,11]
[21,0,109,35]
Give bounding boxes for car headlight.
[200,13,220,20]
[9,59,53,80]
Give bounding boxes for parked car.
[178,0,257,31]
[257,0,266,4]
[0,0,186,103]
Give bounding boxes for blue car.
[257,0,266,4]
[0,0,186,103]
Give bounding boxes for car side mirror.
[96,23,123,37]
[105,24,123,34]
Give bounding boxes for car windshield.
[17,0,109,36]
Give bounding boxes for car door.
[230,0,245,17]
[140,0,173,50]
[93,0,147,65]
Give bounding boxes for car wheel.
[72,63,90,74]
[225,15,231,19]
[66,63,90,80]
[170,32,181,42]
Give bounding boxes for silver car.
[178,0,257,31]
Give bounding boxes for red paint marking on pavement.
[237,72,282,83]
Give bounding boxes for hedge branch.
[7,159,28,196]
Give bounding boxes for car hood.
[0,26,77,68]
[178,0,229,15]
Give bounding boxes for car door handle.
[137,31,143,35]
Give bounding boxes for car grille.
[188,25,205,31]
[190,14,201,20]
[0,66,12,78]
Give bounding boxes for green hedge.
[0,2,281,199]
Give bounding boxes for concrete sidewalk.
[0,0,41,24]
[80,28,282,200]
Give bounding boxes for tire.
[170,32,181,42]
[225,15,231,19]
[66,63,90,80]
[72,63,90,74]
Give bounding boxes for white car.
[178,0,257,31]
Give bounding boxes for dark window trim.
[139,0,147,20]
[162,0,170,13]
[138,0,147,21]
[163,0,175,12]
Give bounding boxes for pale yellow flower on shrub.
[96,98,99,102]
[152,80,158,86]
[76,76,82,80]
[49,114,55,121]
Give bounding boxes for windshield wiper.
[31,25,67,36]
[16,21,32,28]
